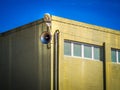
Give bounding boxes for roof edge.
[51,15,120,35]
[0,18,43,36]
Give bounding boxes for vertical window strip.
[118,50,120,63]
[116,50,118,63]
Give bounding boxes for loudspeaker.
[40,31,52,44]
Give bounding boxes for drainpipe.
[54,30,60,90]
[103,42,107,90]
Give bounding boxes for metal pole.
[103,42,106,90]
[54,30,60,90]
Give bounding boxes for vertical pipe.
[54,30,60,90]
[103,42,106,90]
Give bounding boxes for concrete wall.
[51,16,120,90]
[1,15,120,90]
[0,35,10,90]
[0,21,51,90]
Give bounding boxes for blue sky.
[0,0,120,33]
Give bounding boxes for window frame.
[64,40,72,56]
[111,48,120,63]
[93,46,101,60]
[73,42,82,57]
[64,40,103,61]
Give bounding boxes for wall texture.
[0,15,120,90]
[0,20,51,90]
[51,16,120,90]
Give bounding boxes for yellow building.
[0,14,120,90]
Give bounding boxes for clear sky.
[0,0,120,33]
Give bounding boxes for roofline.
[52,15,120,35]
[1,15,120,36]
[0,18,44,36]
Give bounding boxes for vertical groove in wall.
[38,23,42,90]
[34,22,39,90]
[39,23,51,90]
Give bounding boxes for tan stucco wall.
[51,16,120,90]
[0,15,120,90]
[0,21,51,90]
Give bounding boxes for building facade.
[0,15,120,90]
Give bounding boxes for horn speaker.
[40,31,52,44]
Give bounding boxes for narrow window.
[118,50,120,63]
[94,47,100,60]
[84,45,92,58]
[73,43,81,57]
[64,41,71,56]
[111,49,117,62]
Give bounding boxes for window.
[64,40,103,61]
[111,49,117,62]
[94,46,100,60]
[84,45,92,58]
[64,41,71,56]
[111,49,120,63]
[73,43,81,57]
[118,51,120,62]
